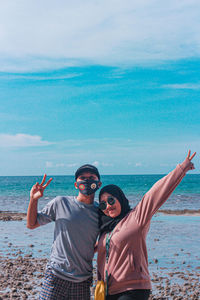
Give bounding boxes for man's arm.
[27,197,40,229]
[26,174,53,229]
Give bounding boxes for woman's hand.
[181,150,196,172]
[30,174,53,201]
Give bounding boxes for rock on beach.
[0,211,26,221]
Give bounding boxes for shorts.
[39,268,92,300]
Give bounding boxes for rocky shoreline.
[0,253,199,299]
[0,211,199,299]
[1,209,200,222]
[0,212,26,221]
[158,209,200,216]
[0,255,46,299]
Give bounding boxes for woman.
[97,151,196,300]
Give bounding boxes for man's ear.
[74,182,78,189]
[98,181,102,188]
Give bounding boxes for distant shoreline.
[158,209,200,216]
[0,209,200,221]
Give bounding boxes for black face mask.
[77,179,100,195]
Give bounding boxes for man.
[27,164,102,300]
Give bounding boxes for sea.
[0,174,200,293]
[0,174,200,213]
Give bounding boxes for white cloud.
[101,162,114,167]
[160,163,171,167]
[0,72,82,80]
[92,161,100,167]
[0,134,52,147]
[46,162,79,168]
[135,162,142,167]
[55,163,65,167]
[46,160,113,169]
[162,83,200,90]
[66,163,79,168]
[46,161,53,168]
[0,0,200,71]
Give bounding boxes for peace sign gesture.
[30,174,53,201]
[187,150,196,161]
[183,150,196,172]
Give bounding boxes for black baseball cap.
[75,164,100,180]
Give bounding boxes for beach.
[0,174,200,299]
[0,250,199,299]
[0,211,199,299]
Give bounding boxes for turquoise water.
[0,174,200,212]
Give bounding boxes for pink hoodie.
[97,159,192,295]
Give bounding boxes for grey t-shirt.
[37,196,99,282]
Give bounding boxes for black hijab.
[98,184,131,236]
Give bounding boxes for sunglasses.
[99,196,116,211]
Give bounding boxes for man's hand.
[30,174,53,201]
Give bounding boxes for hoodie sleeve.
[134,158,192,228]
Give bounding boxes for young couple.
[27,150,196,300]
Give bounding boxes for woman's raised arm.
[134,151,196,228]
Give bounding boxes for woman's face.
[100,192,121,218]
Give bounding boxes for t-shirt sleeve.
[37,197,57,226]
[134,164,186,228]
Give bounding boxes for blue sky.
[0,0,199,175]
